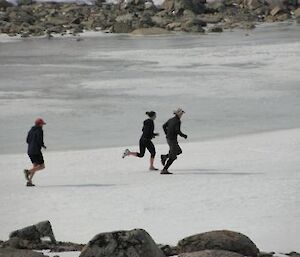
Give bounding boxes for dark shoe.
[24,169,30,181]
[160,170,173,175]
[161,155,167,166]
[26,181,35,187]
[149,167,159,171]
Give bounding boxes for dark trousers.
[137,138,156,158]
[163,139,182,170]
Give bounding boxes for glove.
[183,134,188,139]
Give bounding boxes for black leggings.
[137,138,156,158]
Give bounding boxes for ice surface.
[0,23,300,154]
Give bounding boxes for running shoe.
[122,149,130,158]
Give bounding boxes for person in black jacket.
[23,118,47,187]
[161,108,187,174]
[122,111,159,171]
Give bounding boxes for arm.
[176,121,187,139]
[37,129,46,149]
[162,121,168,135]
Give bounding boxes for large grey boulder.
[9,221,56,244]
[80,229,166,257]
[177,230,259,257]
[179,249,244,257]
[0,248,47,257]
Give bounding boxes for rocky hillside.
[0,0,299,37]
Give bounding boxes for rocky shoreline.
[0,0,299,37]
[0,221,299,257]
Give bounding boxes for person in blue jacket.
[24,118,47,187]
[122,111,159,171]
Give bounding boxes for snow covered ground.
[0,128,299,255]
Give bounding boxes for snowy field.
[0,128,299,255]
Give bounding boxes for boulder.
[9,221,56,245]
[131,27,171,34]
[246,0,262,10]
[158,244,179,256]
[177,230,259,257]
[197,14,222,23]
[79,229,166,257]
[179,249,244,257]
[0,0,13,9]
[206,1,225,13]
[151,15,172,27]
[0,248,46,257]
[162,0,205,14]
[293,7,300,18]
[208,25,223,32]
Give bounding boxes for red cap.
[35,118,46,126]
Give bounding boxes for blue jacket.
[26,126,45,155]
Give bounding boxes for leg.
[28,163,45,183]
[146,141,158,170]
[161,140,181,174]
[136,138,146,158]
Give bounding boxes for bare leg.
[128,152,138,157]
[149,157,158,170]
[28,163,45,183]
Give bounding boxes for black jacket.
[141,119,157,140]
[26,126,45,155]
[163,116,186,140]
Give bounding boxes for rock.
[246,0,262,10]
[0,248,47,257]
[181,17,206,32]
[270,5,283,16]
[265,14,276,21]
[162,0,205,15]
[151,15,172,27]
[208,25,223,32]
[166,21,182,30]
[79,229,166,257]
[177,230,259,257]
[131,27,172,34]
[259,251,275,257]
[286,252,300,257]
[179,250,245,257]
[9,221,56,245]
[158,244,179,256]
[0,0,13,9]
[197,14,222,23]
[241,21,255,29]
[206,1,225,13]
[276,13,289,21]
[18,0,33,5]
[293,7,300,18]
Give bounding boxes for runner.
[122,111,159,171]
[23,118,47,186]
[161,108,187,174]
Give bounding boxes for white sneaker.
[122,149,130,158]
